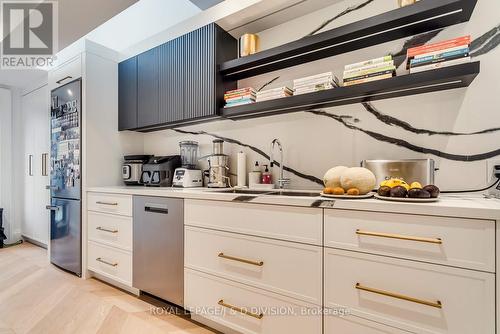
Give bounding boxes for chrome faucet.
[270,139,291,189]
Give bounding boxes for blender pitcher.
[179,141,199,169]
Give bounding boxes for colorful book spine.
[343,69,395,83]
[344,56,392,71]
[225,94,255,102]
[224,98,255,107]
[407,36,470,58]
[409,57,471,74]
[343,60,394,76]
[343,73,393,87]
[343,65,396,80]
[410,48,469,66]
[413,45,470,59]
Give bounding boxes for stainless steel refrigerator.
[47,79,82,277]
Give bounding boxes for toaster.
[140,155,181,187]
[361,159,437,186]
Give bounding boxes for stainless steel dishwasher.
[133,196,184,306]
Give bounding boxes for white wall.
[0,88,14,242]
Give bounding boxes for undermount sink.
[271,191,321,197]
[207,189,321,197]
[211,189,276,195]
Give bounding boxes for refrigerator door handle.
[46,205,59,211]
[41,153,49,176]
[28,155,33,176]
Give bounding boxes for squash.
[323,166,348,188]
[340,167,376,195]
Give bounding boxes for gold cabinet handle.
[356,229,442,244]
[96,201,118,206]
[96,257,118,267]
[218,299,263,319]
[218,253,264,267]
[356,283,442,309]
[96,226,118,233]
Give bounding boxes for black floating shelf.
[220,62,480,120]
[220,0,477,80]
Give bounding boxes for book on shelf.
[293,72,333,85]
[343,65,396,80]
[410,48,469,67]
[224,98,255,107]
[256,94,291,102]
[294,82,334,92]
[294,85,335,95]
[344,56,392,71]
[293,78,334,89]
[225,94,256,102]
[343,60,394,76]
[343,69,395,83]
[413,45,470,59]
[256,86,293,96]
[224,87,256,99]
[407,36,471,58]
[343,72,394,87]
[409,57,471,74]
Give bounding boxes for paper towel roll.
[237,151,246,187]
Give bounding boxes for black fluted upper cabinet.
[159,36,184,123]
[118,57,138,130]
[137,47,160,128]
[118,23,237,131]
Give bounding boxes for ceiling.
[58,0,140,51]
[188,0,224,10]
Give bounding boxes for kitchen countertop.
[86,186,500,220]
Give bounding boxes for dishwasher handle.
[144,206,169,215]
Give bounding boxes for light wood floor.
[0,243,216,334]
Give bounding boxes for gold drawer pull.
[96,201,118,206]
[218,253,264,267]
[218,299,263,319]
[356,283,442,309]
[96,257,118,267]
[356,229,442,244]
[96,226,118,233]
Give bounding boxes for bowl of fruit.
[375,178,440,202]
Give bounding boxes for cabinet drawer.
[88,211,132,251]
[185,227,322,305]
[49,56,82,89]
[185,269,321,334]
[324,248,495,334]
[88,241,132,286]
[325,313,411,334]
[324,209,495,272]
[185,200,322,245]
[88,192,132,216]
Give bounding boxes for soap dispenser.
[261,164,272,184]
[248,161,261,186]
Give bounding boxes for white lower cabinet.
[324,248,496,334]
[88,241,132,286]
[185,269,322,334]
[325,313,412,334]
[185,226,322,305]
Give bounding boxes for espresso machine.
[172,141,203,188]
[203,140,230,188]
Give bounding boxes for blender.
[172,141,203,188]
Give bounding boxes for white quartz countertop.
[86,186,500,220]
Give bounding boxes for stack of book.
[343,56,396,86]
[293,72,335,95]
[256,86,293,102]
[407,35,471,74]
[224,87,256,107]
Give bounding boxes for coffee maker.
[172,141,203,188]
[204,140,231,188]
